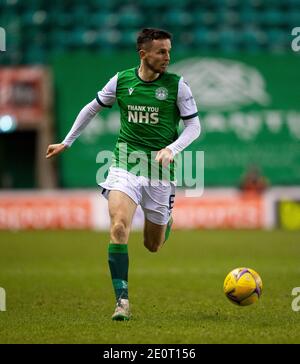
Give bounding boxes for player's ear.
[139,49,146,60]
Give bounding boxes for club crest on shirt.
[128,88,134,95]
[155,87,168,101]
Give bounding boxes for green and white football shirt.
[96,67,198,181]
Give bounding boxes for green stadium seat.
[266,29,289,51]
[1,0,297,63]
[240,9,259,25]
[65,28,87,48]
[218,28,240,53]
[18,0,45,10]
[115,9,144,28]
[164,9,193,28]
[50,29,69,47]
[97,29,121,49]
[219,11,240,26]
[22,9,50,28]
[141,0,186,8]
[90,0,125,10]
[287,11,300,26]
[70,5,90,28]
[177,31,194,49]
[118,30,137,47]
[24,46,47,64]
[240,28,266,52]
[193,27,218,49]
[48,10,72,28]
[285,0,300,8]
[193,10,218,26]
[89,11,117,29]
[261,9,285,26]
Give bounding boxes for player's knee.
[111,221,128,244]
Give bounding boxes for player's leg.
[107,190,137,320]
[143,218,171,252]
[109,190,137,244]
[142,184,175,252]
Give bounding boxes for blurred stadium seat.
[0,0,298,64]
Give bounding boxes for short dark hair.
[136,28,172,51]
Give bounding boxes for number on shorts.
[169,194,175,211]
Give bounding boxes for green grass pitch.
[0,229,299,344]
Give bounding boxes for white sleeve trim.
[96,73,118,107]
[166,116,201,156]
[177,76,198,119]
[62,99,102,147]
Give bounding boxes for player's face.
[142,39,171,74]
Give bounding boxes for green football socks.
[164,216,173,243]
[108,243,129,300]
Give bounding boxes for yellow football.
[224,267,263,306]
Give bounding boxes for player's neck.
[138,64,160,82]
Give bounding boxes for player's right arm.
[46,143,67,159]
[45,74,118,159]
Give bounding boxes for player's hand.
[155,148,174,167]
[46,143,67,159]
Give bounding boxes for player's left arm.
[155,77,201,167]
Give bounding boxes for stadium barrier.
[1,188,299,230]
